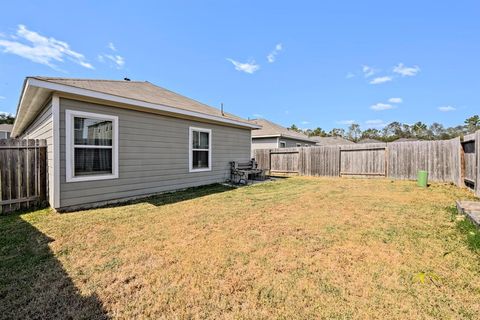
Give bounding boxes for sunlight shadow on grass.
[0,211,109,319]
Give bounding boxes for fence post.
[338,146,342,177]
[385,145,389,177]
[476,130,480,197]
[39,140,47,203]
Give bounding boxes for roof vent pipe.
[221,102,225,116]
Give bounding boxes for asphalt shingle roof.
[0,124,13,132]
[32,77,251,125]
[248,119,316,142]
[309,136,355,145]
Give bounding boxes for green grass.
[456,218,480,252]
[1,177,479,319]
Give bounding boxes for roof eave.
[13,77,260,136]
[252,133,316,143]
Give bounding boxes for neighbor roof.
[357,138,383,144]
[0,124,13,132]
[391,138,419,142]
[310,136,354,146]
[12,77,260,136]
[248,119,316,143]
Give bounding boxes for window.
[296,143,302,147]
[189,127,212,172]
[305,144,309,147]
[279,141,286,148]
[65,110,118,182]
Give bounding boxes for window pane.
[74,148,112,176]
[192,131,199,149]
[192,150,209,169]
[200,132,209,149]
[74,117,112,146]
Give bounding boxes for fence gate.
[462,134,476,190]
[269,149,300,174]
[0,139,47,214]
[340,145,387,177]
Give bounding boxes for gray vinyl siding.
[280,137,316,148]
[251,136,315,153]
[0,131,10,139]
[251,137,279,150]
[19,102,54,205]
[59,98,251,209]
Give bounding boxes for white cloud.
[365,119,387,128]
[370,103,396,111]
[369,76,392,84]
[226,58,260,74]
[393,63,420,77]
[345,72,355,79]
[252,113,263,118]
[0,96,5,100]
[0,24,93,70]
[98,42,125,69]
[337,120,356,125]
[99,54,125,69]
[267,43,283,63]
[362,65,377,78]
[438,105,456,112]
[388,97,402,103]
[301,121,310,125]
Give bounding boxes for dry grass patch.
[1,177,480,319]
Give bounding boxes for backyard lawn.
[1,177,479,319]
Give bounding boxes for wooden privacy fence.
[255,137,467,187]
[0,139,47,214]
[461,131,480,197]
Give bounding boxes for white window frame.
[65,109,119,182]
[279,141,286,148]
[189,127,212,172]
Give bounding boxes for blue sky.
[0,1,478,130]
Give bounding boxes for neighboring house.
[248,119,317,151]
[0,124,13,139]
[12,77,260,211]
[357,138,383,144]
[310,136,354,146]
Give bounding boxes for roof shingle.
[248,119,316,142]
[32,77,250,125]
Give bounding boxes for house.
[310,136,354,146]
[11,77,260,211]
[249,119,317,151]
[0,124,13,139]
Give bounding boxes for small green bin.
[417,170,428,188]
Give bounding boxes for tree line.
[0,113,15,125]
[289,115,480,142]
